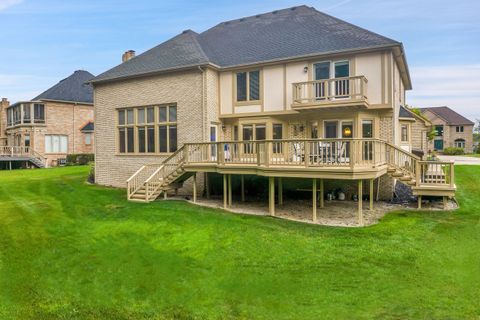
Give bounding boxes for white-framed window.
[401,124,409,142]
[456,126,464,133]
[235,70,261,102]
[454,139,466,148]
[45,135,68,153]
[85,133,92,145]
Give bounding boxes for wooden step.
[399,175,412,181]
[391,171,405,177]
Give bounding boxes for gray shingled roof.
[92,5,400,83]
[80,121,94,132]
[34,70,95,104]
[420,107,474,126]
[399,106,415,119]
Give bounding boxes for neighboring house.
[90,6,455,222]
[420,106,474,153]
[0,70,95,167]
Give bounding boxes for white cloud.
[0,0,23,11]
[407,64,480,121]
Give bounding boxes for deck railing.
[292,76,368,107]
[0,146,32,157]
[185,139,388,169]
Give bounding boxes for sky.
[1,0,479,121]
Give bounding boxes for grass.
[0,166,479,319]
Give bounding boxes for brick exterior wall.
[2,101,94,166]
[94,69,208,188]
[410,118,429,155]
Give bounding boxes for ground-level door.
[434,139,444,151]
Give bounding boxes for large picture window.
[45,135,68,153]
[117,104,177,154]
[236,70,261,102]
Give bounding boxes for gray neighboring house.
[420,106,474,153]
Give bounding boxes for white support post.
[358,180,364,226]
[312,178,317,222]
[241,175,245,202]
[320,179,324,208]
[223,174,227,209]
[369,178,374,211]
[278,177,283,206]
[269,177,275,216]
[228,174,232,206]
[418,195,422,209]
[192,173,197,203]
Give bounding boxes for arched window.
[454,139,466,149]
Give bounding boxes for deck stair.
[0,146,46,168]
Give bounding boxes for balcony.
[292,76,368,110]
[6,102,45,128]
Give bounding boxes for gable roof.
[92,5,404,84]
[34,70,95,104]
[420,106,474,126]
[80,121,94,132]
[399,106,415,119]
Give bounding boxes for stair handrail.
[126,164,163,200]
[144,165,165,201]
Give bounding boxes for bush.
[443,147,464,155]
[66,153,94,165]
[88,165,95,183]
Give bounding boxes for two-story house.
[91,6,455,224]
[420,106,474,153]
[0,70,95,168]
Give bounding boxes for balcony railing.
[292,76,368,108]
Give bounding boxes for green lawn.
[0,166,479,319]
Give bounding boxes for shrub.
[443,147,464,155]
[88,165,95,183]
[66,153,94,165]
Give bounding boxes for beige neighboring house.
[0,70,95,168]
[90,5,456,223]
[420,106,474,153]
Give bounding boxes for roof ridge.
[209,5,309,28]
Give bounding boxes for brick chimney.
[122,50,136,63]
[0,98,9,145]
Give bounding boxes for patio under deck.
[128,138,455,226]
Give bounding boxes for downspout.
[198,66,206,142]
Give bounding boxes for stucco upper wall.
[219,50,400,117]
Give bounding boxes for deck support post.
[241,175,245,202]
[205,173,210,199]
[320,179,324,208]
[223,174,228,209]
[228,174,232,206]
[418,196,422,209]
[278,177,283,206]
[312,178,317,222]
[369,178,374,211]
[443,196,448,210]
[163,190,168,199]
[358,180,364,226]
[269,177,275,216]
[192,173,197,203]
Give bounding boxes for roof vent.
[272,10,278,14]
[291,7,297,10]
[182,30,190,34]
[239,18,245,22]
[255,14,261,18]
[225,21,230,25]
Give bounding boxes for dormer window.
[236,70,261,102]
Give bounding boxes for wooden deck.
[0,146,46,168]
